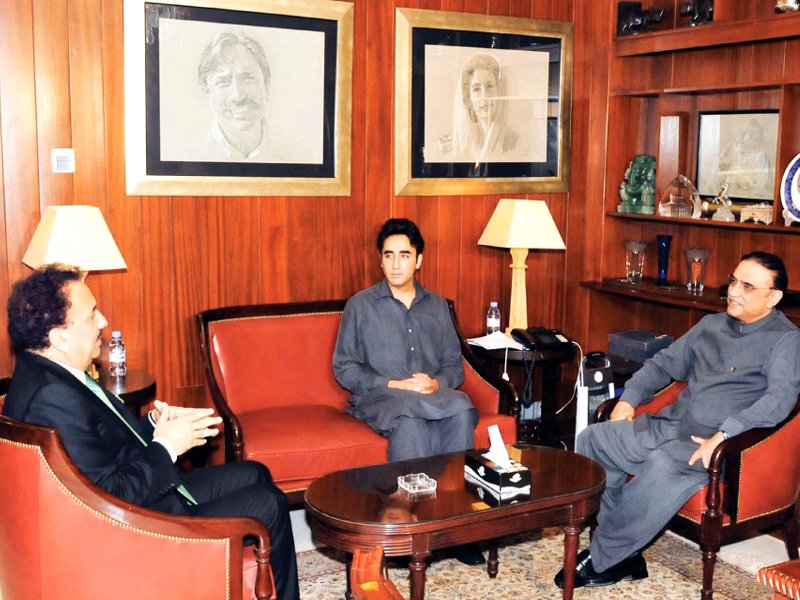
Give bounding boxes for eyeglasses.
[727,274,775,295]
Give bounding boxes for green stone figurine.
[618,154,656,214]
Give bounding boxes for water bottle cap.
[111,331,121,338]
[490,301,498,307]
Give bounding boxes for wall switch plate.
[51,148,75,173]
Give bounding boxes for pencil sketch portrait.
[697,112,779,201]
[423,46,549,164]
[157,18,326,164]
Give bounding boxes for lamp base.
[507,247,529,331]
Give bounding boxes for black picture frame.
[124,0,353,196]
[395,8,573,196]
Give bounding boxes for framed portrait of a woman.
[395,8,573,196]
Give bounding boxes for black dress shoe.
[554,549,648,589]
[448,543,486,566]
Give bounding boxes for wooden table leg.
[409,555,428,600]
[345,552,354,600]
[562,524,580,600]
[487,541,499,578]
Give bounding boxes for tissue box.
[464,477,530,506]
[609,329,673,363]
[463,450,531,497]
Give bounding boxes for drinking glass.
[685,247,710,293]
[624,240,647,283]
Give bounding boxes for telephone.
[511,327,572,351]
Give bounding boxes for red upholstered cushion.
[240,405,388,492]
[475,413,517,448]
[758,560,800,600]
[676,484,732,526]
[209,312,351,414]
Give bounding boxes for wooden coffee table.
[304,446,605,600]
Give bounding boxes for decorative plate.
[781,152,800,223]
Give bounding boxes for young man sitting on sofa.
[333,217,484,565]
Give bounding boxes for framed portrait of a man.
[124,0,353,196]
[395,8,573,196]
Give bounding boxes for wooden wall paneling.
[479,197,504,334]
[140,197,178,403]
[458,195,488,336]
[342,0,367,299]
[488,0,511,16]
[464,0,489,15]
[283,198,316,302]
[436,196,462,304]
[314,196,343,299]
[259,197,290,303]
[217,198,262,306]
[363,0,392,289]
[415,197,441,291]
[565,0,609,346]
[171,196,219,386]
[100,0,146,373]
[0,96,9,375]
[32,0,73,208]
[0,0,41,287]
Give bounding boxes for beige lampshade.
[478,199,565,332]
[477,199,566,250]
[22,205,127,272]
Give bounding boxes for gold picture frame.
[395,8,573,196]
[124,0,353,196]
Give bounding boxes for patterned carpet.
[297,528,770,599]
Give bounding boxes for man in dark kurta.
[333,218,477,462]
[333,218,483,566]
[555,251,800,590]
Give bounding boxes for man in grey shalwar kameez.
[333,218,484,565]
[555,251,800,590]
[333,218,477,462]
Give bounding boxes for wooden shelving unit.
[585,0,800,351]
[614,11,800,56]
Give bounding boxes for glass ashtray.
[397,473,437,494]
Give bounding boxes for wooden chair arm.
[594,398,618,423]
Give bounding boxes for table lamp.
[478,199,565,332]
[22,205,127,280]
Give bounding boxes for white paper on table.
[482,424,512,469]
[467,331,525,351]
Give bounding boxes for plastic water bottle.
[486,301,501,334]
[108,331,127,377]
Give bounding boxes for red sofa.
[198,299,519,504]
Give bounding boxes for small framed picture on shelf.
[696,110,779,202]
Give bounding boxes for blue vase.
[657,235,672,285]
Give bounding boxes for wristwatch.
[720,430,731,440]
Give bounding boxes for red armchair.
[0,414,274,600]
[596,382,800,599]
[758,559,800,599]
[197,299,518,505]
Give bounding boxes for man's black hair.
[376,218,425,254]
[7,264,82,352]
[741,251,788,292]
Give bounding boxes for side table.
[472,344,576,447]
[99,369,157,417]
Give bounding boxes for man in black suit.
[3,265,299,600]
